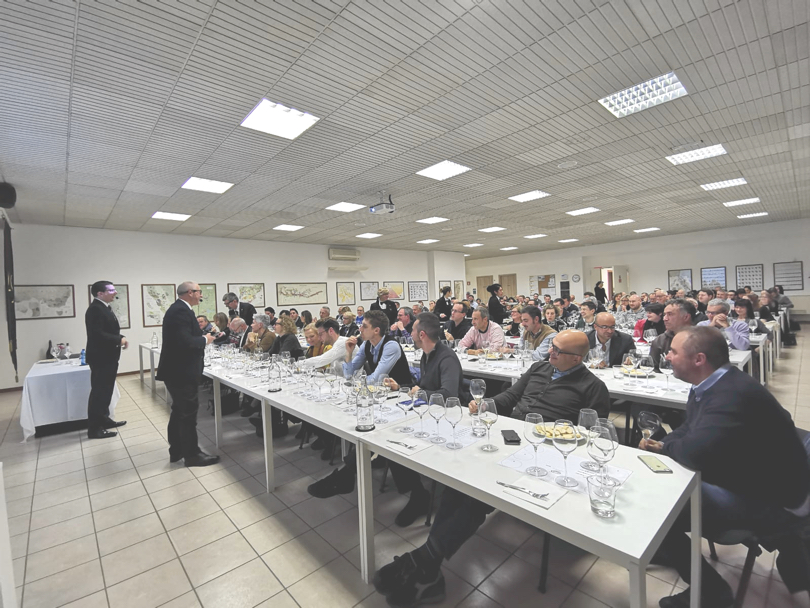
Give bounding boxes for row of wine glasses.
[407,393,465,449]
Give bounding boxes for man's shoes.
[307,467,355,498]
[184,452,221,468]
[311,436,327,450]
[87,429,117,439]
[394,489,430,527]
[372,553,446,607]
[659,587,733,608]
[102,418,126,429]
[169,453,183,463]
[240,407,254,417]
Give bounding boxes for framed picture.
[774,261,803,291]
[700,267,726,291]
[438,280,451,293]
[193,283,217,321]
[383,281,405,300]
[227,283,265,308]
[336,282,356,306]
[667,269,692,292]
[408,281,429,301]
[15,285,75,320]
[735,264,763,291]
[454,280,465,299]
[87,284,130,329]
[276,283,328,306]
[141,284,176,327]
[360,281,379,301]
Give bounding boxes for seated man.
[642,327,810,607]
[697,298,750,351]
[626,294,647,324]
[263,306,277,326]
[587,312,634,367]
[686,298,707,324]
[227,317,248,348]
[515,304,556,360]
[372,330,609,606]
[650,299,696,368]
[197,315,214,334]
[443,301,472,341]
[390,306,415,339]
[576,300,597,333]
[456,306,505,354]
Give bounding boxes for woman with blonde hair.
[304,323,332,359]
[340,311,360,338]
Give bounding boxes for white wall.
[0,224,465,390]
[467,218,810,303]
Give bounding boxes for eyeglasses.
[594,323,615,330]
[549,342,581,357]
[187,289,201,294]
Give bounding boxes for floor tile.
[29,496,91,530]
[89,481,145,511]
[33,470,87,494]
[444,533,511,587]
[168,511,237,555]
[101,533,177,586]
[223,491,286,529]
[577,557,683,608]
[262,529,340,587]
[158,493,220,530]
[255,590,299,608]
[196,464,250,492]
[106,558,191,608]
[242,509,311,555]
[286,556,374,608]
[22,559,105,608]
[141,467,195,493]
[180,531,257,587]
[196,557,283,608]
[96,512,165,556]
[149,478,206,510]
[62,590,110,607]
[27,513,95,553]
[479,555,575,607]
[94,495,155,531]
[515,533,599,588]
[25,534,99,583]
[293,494,354,528]
[209,476,265,509]
[314,507,385,554]
[85,458,135,482]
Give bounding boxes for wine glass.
[588,424,619,487]
[444,397,463,450]
[480,340,491,368]
[638,411,662,442]
[552,420,579,488]
[469,379,486,437]
[63,344,72,361]
[479,398,498,452]
[659,356,674,391]
[428,394,446,444]
[51,344,60,363]
[397,387,414,433]
[577,408,601,472]
[412,390,430,439]
[374,377,389,424]
[523,413,547,477]
[643,329,658,343]
[312,371,326,402]
[377,374,392,411]
[638,355,655,392]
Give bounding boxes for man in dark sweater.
[642,326,810,608]
[650,299,695,370]
[443,302,472,341]
[373,330,609,606]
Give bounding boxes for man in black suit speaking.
[85,281,128,439]
[156,281,218,467]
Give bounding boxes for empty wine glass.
[578,408,601,472]
[428,394,446,444]
[51,344,60,363]
[524,413,547,477]
[588,423,619,487]
[479,398,498,452]
[396,387,414,433]
[638,411,662,442]
[412,390,430,439]
[378,374,392,412]
[373,377,389,424]
[659,356,674,391]
[638,355,655,392]
[312,371,327,402]
[63,344,71,361]
[643,329,658,343]
[444,397,463,450]
[552,419,579,488]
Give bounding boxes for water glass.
[469,379,487,438]
[587,476,617,518]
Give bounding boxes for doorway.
[476,275,492,302]
[498,274,517,298]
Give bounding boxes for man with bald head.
[156,281,219,467]
[588,313,635,368]
[373,330,610,605]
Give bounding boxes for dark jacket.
[650,331,676,371]
[84,299,124,365]
[433,297,453,321]
[415,341,464,402]
[494,361,610,422]
[268,333,304,360]
[662,366,810,509]
[487,295,506,325]
[758,305,774,322]
[156,300,206,384]
[587,330,635,368]
[445,317,472,340]
[229,302,257,327]
[595,286,608,304]
[213,327,231,345]
[340,323,360,338]
[370,299,398,325]
[505,321,522,337]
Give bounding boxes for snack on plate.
[534,424,582,439]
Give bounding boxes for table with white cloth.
[20,361,120,441]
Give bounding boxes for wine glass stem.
[563,454,569,481]
[486,426,491,447]
[420,416,424,435]
[533,445,538,470]
[451,425,456,446]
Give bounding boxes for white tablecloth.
[20,362,120,441]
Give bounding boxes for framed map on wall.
[227,283,265,308]
[87,283,131,329]
[15,285,75,320]
[336,282,355,306]
[383,281,404,300]
[193,283,217,321]
[454,280,465,299]
[360,282,379,301]
[668,269,692,292]
[276,283,328,306]
[141,284,176,327]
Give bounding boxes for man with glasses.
[222,292,256,327]
[650,299,696,370]
[373,330,609,606]
[588,312,634,367]
[301,318,348,369]
[156,282,218,467]
[443,301,471,341]
[697,299,750,351]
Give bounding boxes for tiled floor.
[2,336,810,608]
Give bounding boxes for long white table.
[20,361,120,441]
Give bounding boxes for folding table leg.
[356,441,375,583]
[261,399,274,492]
[212,378,223,447]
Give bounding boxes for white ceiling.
[1,0,808,259]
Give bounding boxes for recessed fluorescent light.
[463,243,483,248]
[273,224,303,231]
[500,247,518,251]
[479,226,506,233]
[464,254,470,257]
[416,217,449,224]
[523,234,547,239]
[700,178,747,191]
[558,239,579,243]
[240,98,319,139]
[152,211,190,221]
[416,160,471,181]
[723,198,760,208]
[356,233,382,239]
[666,144,727,165]
[634,227,661,233]
[416,239,439,244]
[605,219,635,226]
[508,190,550,202]
[737,212,768,219]
[326,202,365,213]
[181,177,233,194]
[557,161,578,169]
[566,207,600,216]
[598,72,688,118]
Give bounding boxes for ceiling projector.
[369,191,395,214]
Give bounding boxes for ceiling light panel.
[598,72,688,118]
[722,198,760,207]
[416,160,471,181]
[326,202,365,212]
[417,239,439,244]
[356,233,382,239]
[463,243,483,247]
[152,212,190,221]
[181,177,234,194]
[558,239,578,243]
[665,144,727,165]
[634,227,661,233]
[273,224,303,231]
[604,219,635,226]
[508,190,551,202]
[416,217,449,224]
[566,207,600,216]
[523,234,547,239]
[737,212,768,219]
[479,226,506,232]
[500,247,518,250]
[240,99,320,139]
[700,178,747,190]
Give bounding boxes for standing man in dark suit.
[157,282,218,467]
[587,312,635,367]
[85,281,128,439]
[222,292,256,327]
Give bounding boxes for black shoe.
[372,553,445,607]
[169,453,183,463]
[659,587,733,608]
[311,437,327,450]
[394,489,430,527]
[102,418,127,429]
[372,456,387,469]
[240,407,254,417]
[87,429,117,439]
[184,452,221,468]
[307,467,355,498]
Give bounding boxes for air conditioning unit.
[328,248,360,261]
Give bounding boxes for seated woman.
[355,306,365,325]
[633,303,665,342]
[244,314,276,353]
[760,290,779,319]
[300,310,313,326]
[268,316,305,359]
[305,322,332,360]
[340,312,360,338]
[609,293,624,313]
[504,309,522,336]
[735,298,771,339]
[542,305,566,332]
[211,312,231,345]
[746,293,773,322]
